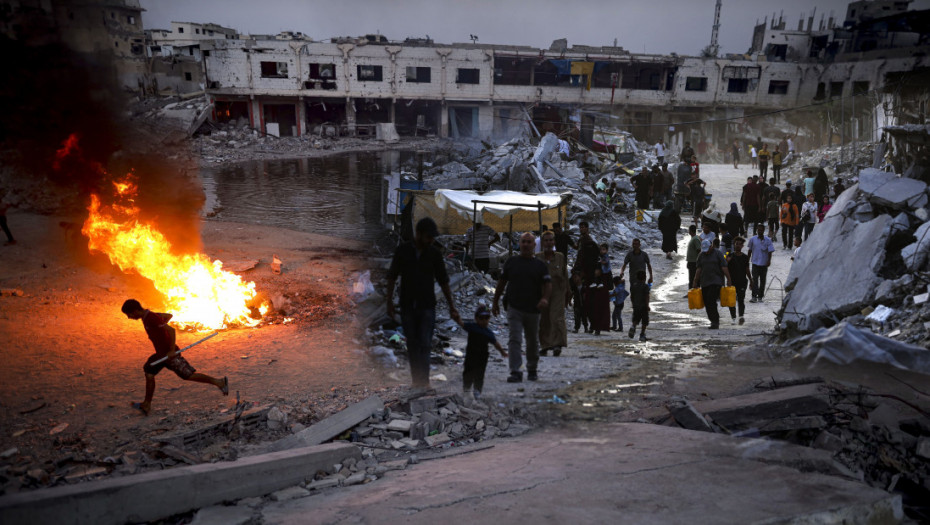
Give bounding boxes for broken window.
[203,50,210,57]
[306,63,337,89]
[768,80,790,95]
[208,30,214,36]
[727,78,750,93]
[184,72,192,81]
[127,15,135,25]
[405,66,431,83]
[456,68,480,84]
[685,77,708,91]
[814,83,826,100]
[178,27,184,33]
[494,57,534,86]
[131,44,143,55]
[195,28,201,34]
[830,81,844,98]
[853,81,870,95]
[357,65,383,81]
[766,44,787,61]
[260,61,289,78]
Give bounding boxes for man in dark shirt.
[681,142,695,163]
[493,232,552,383]
[387,217,461,388]
[619,238,654,285]
[552,222,576,258]
[628,270,650,341]
[725,236,752,325]
[741,175,762,233]
[122,299,228,416]
[631,169,653,210]
[574,221,600,285]
[692,239,732,329]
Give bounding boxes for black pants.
[759,161,768,178]
[702,285,721,327]
[463,348,489,393]
[781,224,794,248]
[751,264,768,299]
[401,307,435,387]
[474,258,490,274]
[573,303,588,331]
[802,222,814,241]
[687,262,697,289]
[0,215,13,242]
[728,284,747,318]
[772,165,781,183]
[768,218,779,235]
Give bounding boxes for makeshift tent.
[409,189,573,235]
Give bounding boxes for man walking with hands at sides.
[619,238,654,286]
[388,217,462,388]
[746,223,776,303]
[493,232,552,383]
[122,299,228,416]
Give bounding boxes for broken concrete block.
[270,486,310,501]
[191,505,254,525]
[307,477,341,490]
[799,321,930,374]
[342,472,366,486]
[668,401,715,432]
[0,447,18,459]
[782,213,891,332]
[916,437,930,459]
[812,431,845,452]
[386,419,412,433]
[424,433,451,447]
[913,292,929,305]
[265,397,384,453]
[759,416,827,432]
[690,384,831,430]
[399,438,420,448]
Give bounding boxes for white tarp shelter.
[411,189,573,235]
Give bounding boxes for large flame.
[67,141,266,331]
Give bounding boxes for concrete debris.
[190,505,254,525]
[265,396,384,453]
[797,321,930,375]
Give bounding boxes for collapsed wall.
[780,168,930,333]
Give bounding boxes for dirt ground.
[0,210,404,482]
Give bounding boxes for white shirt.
[787,138,795,152]
[655,142,666,157]
[750,147,758,158]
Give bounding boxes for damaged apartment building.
[199,0,929,148]
[144,21,238,95]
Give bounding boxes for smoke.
[0,32,204,254]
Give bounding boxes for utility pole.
[709,0,722,57]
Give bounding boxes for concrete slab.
[782,212,891,331]
[0,442,359,525]
[190,504,253,525]
[264,396,383,453]
[259,423,901,525]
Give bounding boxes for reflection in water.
[201,151,410,240]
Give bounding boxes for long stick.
[151,331,219,365]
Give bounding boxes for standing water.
[200,151,415,240]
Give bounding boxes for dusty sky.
[139,0,930,56]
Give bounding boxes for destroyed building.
[198,1,930,146]
[143,21,239,95]
[0,0,146,90]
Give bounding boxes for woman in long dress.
[657,200,681,260]
[537,231,569,356]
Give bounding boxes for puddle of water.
[200,151,416,240]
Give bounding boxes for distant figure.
[552,222,576,258]
[771,145,783,184]
[609,275,628,332]
[537,231,569,357]
[746,224,775,303]
[726,236,752,326]
[757,144,770,179]
[121,299,228,416]
[780,193,799,249]
[465,222,500,274]
[685,225,701,292]
[619,238,654,285]
[692,239,732,330]
[818,195,832,223]
[655,138,667,165]
[658,200,681,260]
[680,141,695,164]
[731,139,740,169]
[585,268,611,336]
[569,269,588,333]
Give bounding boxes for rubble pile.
[780,166,930,337]
[663,379,930,520]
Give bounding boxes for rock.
[236,497,264,508]
[308,476,342,490]
[386,419,412,433]
[343,472,367,486]
[916,437,930,459]
[782,213,892,332]
[266,407,287,430]
[812,430,845,452]
[668,401,715,432]
[0,447,18,459]
[190,505,253,525]
[901,221,930,272]
[424,432,451,446]
[49,422,69,435]
[798,321,930,374]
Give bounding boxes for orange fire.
[58,133,267,331]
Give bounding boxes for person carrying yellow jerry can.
[691,239,732,329]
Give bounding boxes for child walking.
[609,276,628,331]
[456,305,507,400]
[628,270,651,341]
[598,243,612,281]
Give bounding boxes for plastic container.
[720,286,736,308]
[688,288,704,310]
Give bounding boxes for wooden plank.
[264,396,383,453]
